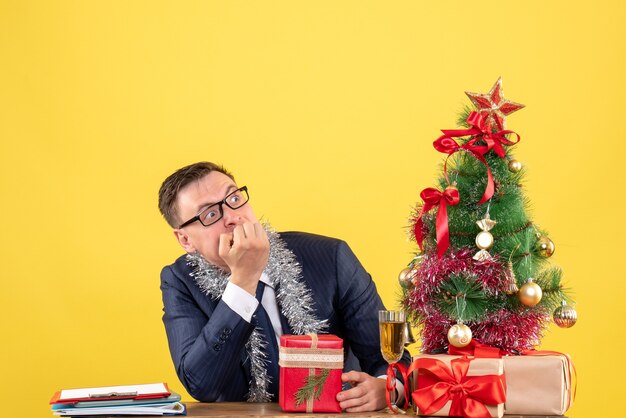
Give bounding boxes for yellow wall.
[1,1,623,416]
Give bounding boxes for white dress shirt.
[221,272,282,345]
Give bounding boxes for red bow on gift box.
[407,356,506,418]
[448,339,508,358]
[448,340,577,411]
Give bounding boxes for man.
[158,161,410,412]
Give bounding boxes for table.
[182,402,567,418]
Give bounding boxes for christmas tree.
[401,78,577,354]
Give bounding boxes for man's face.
[173,171,257,271]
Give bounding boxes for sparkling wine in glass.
[379,310,406,413]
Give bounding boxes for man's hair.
[158,161,235,228]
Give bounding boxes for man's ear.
[173,229,196,254]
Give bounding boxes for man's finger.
[338,384,365,402]
[242,222,257,240]
[253,222,267,239]
[232,224,247,245]
[337,384,368,411]
[218,233,234,258]
[341,371,366,384]
[338,394,367,411]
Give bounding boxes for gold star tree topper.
[465,77,525,130]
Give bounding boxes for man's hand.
[336,371,387,412]
[218,222,269,295]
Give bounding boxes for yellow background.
[1,1,623,416]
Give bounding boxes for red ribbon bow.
[433,137,494,205]
[408,356,506,418]
[448,339,507,358]
[413,186,460,258]
[449,342,577,410]
[440,111,520,157]
[433,112,521,205]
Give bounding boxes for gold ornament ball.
[519,280,543,307]
[410,271,421,287]
[447,323,473,348]
[553,304,577,328]
[398,267,416,288]
[410,256,424,285]
[508,159,523,172]
[445,184,459,193]
[536,236,556,258]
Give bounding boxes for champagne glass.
[379,310,406,414]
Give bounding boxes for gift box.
[410,354,505,418]
[278,334,343,413]
[503,353,574,415]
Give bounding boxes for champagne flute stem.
[389,370,406,414]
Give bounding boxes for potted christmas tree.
[398,79,577,417]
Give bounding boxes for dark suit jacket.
[160,231,410,402]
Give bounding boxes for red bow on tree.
[413,186,460,258]
[433,112,521,205]
[440,111,520,157]
[432,136,494,205]
[408,356,506,418]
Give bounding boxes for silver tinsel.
[186,224,326,402]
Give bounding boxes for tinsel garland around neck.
[186,224,327,402]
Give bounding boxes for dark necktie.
[255,281,280,398]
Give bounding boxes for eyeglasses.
[178,186,249,229]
